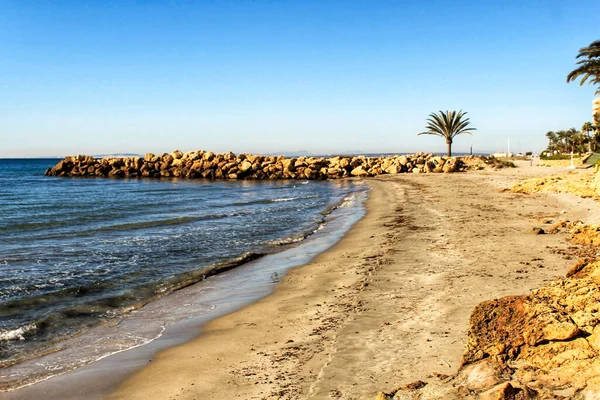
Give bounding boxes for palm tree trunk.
[446,140,452,157]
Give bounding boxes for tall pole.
[594,98,600,152]
[568,138,575,169]
[570,149,575,169]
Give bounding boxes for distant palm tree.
[567,40,600,94]
[565,128,586,154]
[582,121,595,134]
[556,130,570,153]
[570,128,588,155]
[582,122,595,151]
[418,110,476,157]
[546,131,558,153]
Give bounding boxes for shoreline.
[108,164,598,399]
[1,185,368,399]
[0,176,363,378]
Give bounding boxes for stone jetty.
[45,151,469,180]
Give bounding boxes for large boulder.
[349,157,361,168]
[53,160,69,173]
[304,167,316,179]
[108,169,124,178]
[350,166,369,177]
[161,153,174,167]
[385,164,400,174]
[281,158,296,171]
[239,160,253,173]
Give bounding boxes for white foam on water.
[272,197,299,202]
[4,325,168,392]
[267,235,306,246]
[0,323,37,342]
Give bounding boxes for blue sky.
[0,1,598,157]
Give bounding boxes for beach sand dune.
[109,164,595,399]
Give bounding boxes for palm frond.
[567,40,600,93]
[575,40,600,59]
[418,110,476,140]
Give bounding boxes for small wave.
[0,323,37,342]
[267,193,363,248]
[228,195,319,207]
[162,252,266,293]
[2,212,246,244]
[313,223,326,233]
[2,324,168,392]
[96,214,230,232]
[272,197,299,202]
[336,193,359,208]
[268,235,306,246]
[0,251,266,324]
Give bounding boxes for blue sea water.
[0,158,365,369]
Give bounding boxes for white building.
[492,152,514,158]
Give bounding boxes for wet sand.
[109,163,598,399]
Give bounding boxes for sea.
[0,158,368,391]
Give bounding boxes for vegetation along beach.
[1,2,600,400]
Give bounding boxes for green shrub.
[540,154,574,160]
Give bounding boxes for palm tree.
[570,128,588,155]
[568,127,578,147]
[582,121,594,135]
[418,110,476,157]
[556,130,570,153]
[582,122,595,151]
[567,40,600,94]
[546,131,559,154]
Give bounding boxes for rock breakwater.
[45,151,469,180]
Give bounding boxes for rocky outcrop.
[375,180,600,399]
[377,256,600,399]
[510,172,597,198]
[376,221,600,399]
[45,151,468,180]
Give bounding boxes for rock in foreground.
[377,257,600,399]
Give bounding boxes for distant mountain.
[264,150,314,157]
[92,153,142,158]
[338,150,366,156]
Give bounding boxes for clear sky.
[0,0,598,157]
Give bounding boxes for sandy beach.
[4,3,596,398]
[107,163,597,400]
